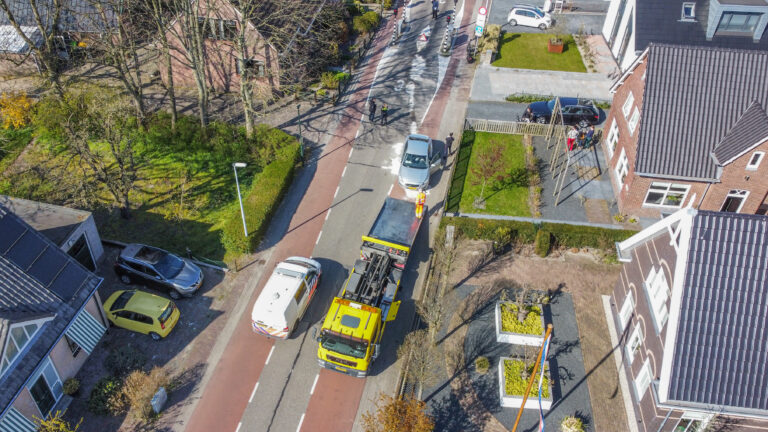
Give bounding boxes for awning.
[66,310,106,354]
[0,408,36,432]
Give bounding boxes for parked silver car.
[397,134,443,191]
[114,243,204,299]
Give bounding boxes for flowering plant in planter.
[498,357,553,409]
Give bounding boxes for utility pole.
[233,162,248,237]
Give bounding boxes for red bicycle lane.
[184,15,397,432]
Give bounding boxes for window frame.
[64,334,81,358]
[27,357,63,417]
[607,120,620,156]
[618,291,634,332]
[634,358,652,400]
[721,189,750,213]
[628,107,640,135]
[717,11,761,34]
[747,151,764,170]
[1,319,47,376]
[615,148,629,188]
[681,2,696,21]
[626,325,642,365]
[644,267,670,332]
[622,92,634,118]
[642,182,690,208]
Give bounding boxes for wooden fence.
[463,118,568,137]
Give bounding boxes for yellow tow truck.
[314,197,423,377]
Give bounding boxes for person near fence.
[381,104,389,125]
[369,99,377,122]
[445,132,455,155]
[567,126,578,151]
[584,125,595,148]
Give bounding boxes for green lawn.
[492,33,586,72]
[447,131,531,216]
[0,127,33,173]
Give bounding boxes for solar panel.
[6,231,43,271]
[28,246,68,287]
[48,261,89,301]
[0,213,26,254]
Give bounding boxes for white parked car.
[507,5,552,30]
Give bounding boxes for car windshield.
[320,331,368,358]
[403,153,427,169]
[532,7,544,17]
[111,291,134,311]
[154,253,184,279]
[158,303,174,324]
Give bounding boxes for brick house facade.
[607,209,768,432]
[161,0,280,93]
[602,44,768,220]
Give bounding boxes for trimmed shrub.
[63,378,80,396]
[504,359,550,397]
[475,356,490,374]
[534,230,551,257]
[542,223,636,250]
[105,344,146,377]
[221,142,301,254]
[88,376,123,415]
[353,11,380,34]
[561,416,586,432]
[500,303,543,335]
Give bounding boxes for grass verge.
[492,33,586,72]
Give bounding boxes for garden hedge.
[221,142,300,255]
[534,229,550,257]
[441,216,637,253]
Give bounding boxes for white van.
[251,257,322,339]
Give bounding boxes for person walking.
[584,125,595,148]
[567,126,578,151]
[445,132,455,155]
[432,0,439,19]
[369,99,377,123]
[380,104,389,125]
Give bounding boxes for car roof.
[405,135,430,155]
[252,263,306,319]
[124,290,170,316]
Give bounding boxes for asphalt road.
[235,1,459,431]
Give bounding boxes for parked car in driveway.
[103,290,180,341]
[397,134,443,191]
[251,257,322,339]
[522,97,600,127]
[114,243,204,299]
[507,5,552,29]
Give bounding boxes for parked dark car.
[522,97,600,127]
[114,243,204,299]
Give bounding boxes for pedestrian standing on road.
[381,104,389,125]
[432,0,439,19]
[567,126,578,151]
[369,99,377,122]
[445,132,455,155]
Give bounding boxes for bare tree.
[145,0,178,129]
[0,0,66,96]
[470,143,507,202]
[417,293,444,346]
[397,330,439,400]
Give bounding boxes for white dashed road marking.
[310,373,320,395]
[266,346,275,364]
[296,413,306,432]
[249,382,259,403]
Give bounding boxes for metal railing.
[463,118,568,137]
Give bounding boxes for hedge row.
[352,11,381,35]
[221,142,301,255]
[441,216,638,252]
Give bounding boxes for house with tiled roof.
[602,0,768,71]
[602,44,768,219]
[0,203,107,431]
[606,207,768,432]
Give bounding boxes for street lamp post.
[233,162,248,237]
[297,104,304,158]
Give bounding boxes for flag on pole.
[537,332,552,432]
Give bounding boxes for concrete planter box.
[495,302,545,346]
[498,357,552,410]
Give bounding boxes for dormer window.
[1,322,42,376]
[747,151,764,170]
[717,12,761,34]
[682,3,696,21]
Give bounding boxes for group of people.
[368,99,389,125]
[566,125,595,151]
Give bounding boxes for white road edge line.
[388,184,393,195]
[296,413,306,432]
[316,231,323,245]
[325,209,332,221]
[249,382,259,403]
[342,166,347,177]
[266,346,275,364]
[349,148,354,158]
[310,373,320,395]
[355,126,362,138]
[334,186,340,198]
[235,422,242,432]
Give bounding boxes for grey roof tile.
[669,211,768,410]
[712,101,768,165]
[0,203,101,414]
[636,44,768,180]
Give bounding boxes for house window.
[622,92,634,118]
[634,358,652,400]
[237,59,266,77]
[626,325,642,365]
[747,151,764,170]
[618,291,634,332]
[645,267,669,332]
[615,148,629,187]
[199,18,237,41]
[64,335,81,358]
[718,12,761,34]
[721,189,749,213]
[643,182,690,208]
[607,120,619,156]
[222,20,238,40]
[681,3,695,21]
[28,358,63,417]
[1,322,41,376]
[628,107,640,135]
